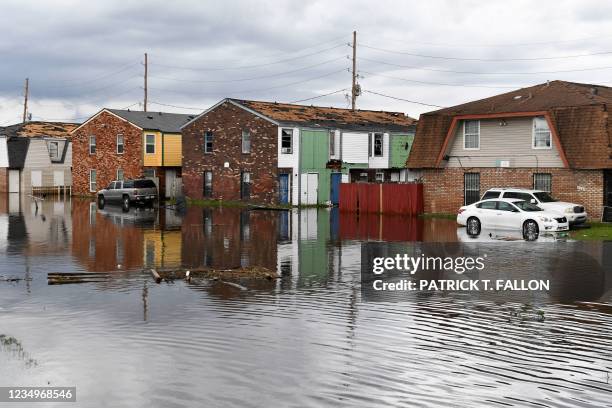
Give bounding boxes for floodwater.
[1,195,611,407]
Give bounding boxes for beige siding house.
[21,138,72,194]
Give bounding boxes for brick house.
[407,80,612,220]
[71,109,193,198]
[182,98,416,205]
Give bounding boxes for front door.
[8,170,19,193]
[279,174,289,204]
[330,173,342,205]
[301,173,318,205]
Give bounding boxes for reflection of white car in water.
[456,226,569,243]
[481,188,587,225]
[457,198,569,238]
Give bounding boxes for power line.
[360,43,612,62]
[41,61,140,88]
[149,56,348,83]
[359,56,612,75]
[363,89,444,108]
[287,88,349,103]
[149,101,203,110]
[150,43,347,71]
[360,70,517,89]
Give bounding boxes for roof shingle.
[108,110,194,133]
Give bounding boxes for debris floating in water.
[148,266,279,283]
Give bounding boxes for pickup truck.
[97,179,158,209]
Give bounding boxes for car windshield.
[134,179,156,188]
[514,200,543,212]
[533,192,557,202]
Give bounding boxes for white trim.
[116,168,124,181]
[463,120,480,150]
[89,169,97,193]
[531,116,553,150]
[48,140,60,159]
[145,133,156,155]
[116,134,125,154]
[71,108,143,134]
[180,98,280,129]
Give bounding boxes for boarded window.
[463,120,479,149]
[117,134,124,154]
[203,171,213,198]
[204,131,213,153]
[373,133,384,157]
[464,173,480,205]
[145,134,155,154]
[533,117,551,149]
[242,130,251,154]
[89,135,96,154]
[533,173,552,192]
[281,129,293,154]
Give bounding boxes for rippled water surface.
[1,195,611,407]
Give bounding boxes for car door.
[475,201,498,228]
[106,182,117,202]
[496,201,520,229]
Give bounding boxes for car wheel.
[523,220,539,241]
[97,195,105,209]
[122,195,130,211]
[467,217,481,236]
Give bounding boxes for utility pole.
[144,53,148,112]
[22,78,29,123]
[351,31,357,111]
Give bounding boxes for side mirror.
[530,199,537,204]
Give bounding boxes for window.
[375,171,384,183]
[481,190,501,200]
[204,131,213,153]
[241,172,251,200]
[532,117,552,149]
[123,180,134,188]
[89,169,97,192]
[503,191,534,202]
[373,133,384,157]
[476,201,496,209]
[89,135,96,154]
[117,134,124,154]
[463,120,480,150]
[464,173,480,205]
[48,141,59,159]
[281,129,293,154]
[498,201,518,212]
[145,134,155,154]
[533,173,552,192]
[143,169,155,178]
[203,171,213,198]
[242,130,251,154]
[117,169,124,181]
[329,130,335,156]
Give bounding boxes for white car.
[457,198,569,237]
[481,188,587,225]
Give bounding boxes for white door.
[300,208,318,240]
[8,170,20,193]
[301,173,318,205]
[31,170,42,187]
[53,170,64,186]
[165,169,176,198]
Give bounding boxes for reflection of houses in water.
[181,207,278,271]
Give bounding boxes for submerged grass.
[570,222,612,240]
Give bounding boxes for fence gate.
[464,173,480,205]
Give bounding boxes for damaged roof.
[229,99,416,132]
[107,109,194,133]
[408,80,612,169]
[0,121,78,139]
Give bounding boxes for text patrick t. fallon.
[373,279,550,292]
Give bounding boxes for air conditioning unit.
[281,147,292,154]
[496,159,511,168]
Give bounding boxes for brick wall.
[72,111,143,196]
[182,101,279,204]
[421,167,604,219]
[0,168,7,193]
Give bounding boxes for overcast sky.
[2,0,612,125]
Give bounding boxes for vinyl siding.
[0,137,8,168]
[341,132,369,163]
[143,131,162,166]
[21,139,72,192]
[445,117,564,168]
[163,133,182,166]
[368,132,390,169]
[390,133,414,168]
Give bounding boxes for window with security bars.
[533,173,552,192]
[464,173,480,205]
[463,120,479,149]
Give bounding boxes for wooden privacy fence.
[339,183,424,215]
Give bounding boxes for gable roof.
[0,121,78,139]
[408,80,612,169]
[106,109,194,133]
[183,98,416,132]
[7,137,30,169]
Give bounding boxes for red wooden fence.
[339,183,423,215]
